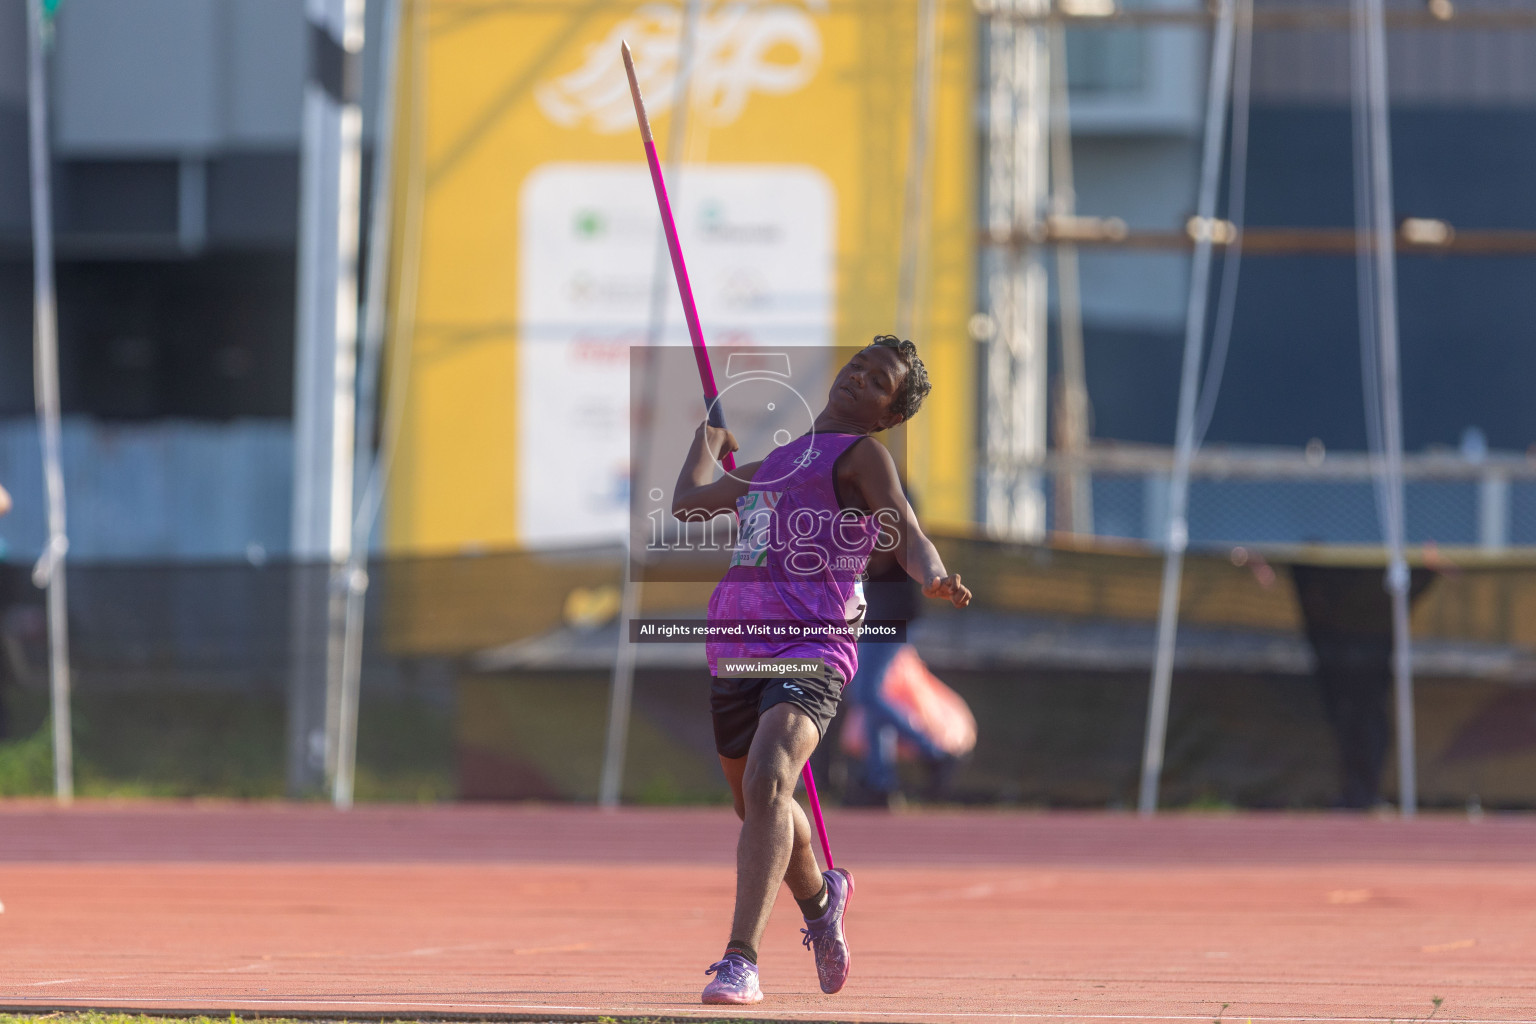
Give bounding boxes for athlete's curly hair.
[869,334,931,422]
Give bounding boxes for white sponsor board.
[517,162,834,546]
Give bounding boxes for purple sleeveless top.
[707,433,881,687]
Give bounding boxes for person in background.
[844,534,959,807]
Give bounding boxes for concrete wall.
[0,416,292,562]
[0,0,387,251]
[51,0,385,155]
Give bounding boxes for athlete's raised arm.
[672,421,763,520]
[842,438,970,609]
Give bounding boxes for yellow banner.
[389,0,975,556]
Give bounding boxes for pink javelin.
[621,40,734,473]
[621,40,836,870]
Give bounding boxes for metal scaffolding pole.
[984,0,1049,543]
[895,0,940,342]
[25,0,72,804]
[985,223,1536,256]
[1138,0,1239,816]
[1046,23,1091,536]
[1351,0,1416,816]
[984,5,1536,28]
[599,0,703,809]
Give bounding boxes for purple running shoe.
[702,952,763,1004]
[800,866,854,994]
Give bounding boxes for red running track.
[1,802,1533,1024]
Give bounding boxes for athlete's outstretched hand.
[924,573,971,609]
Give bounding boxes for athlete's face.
[828,345,907,432]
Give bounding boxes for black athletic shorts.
[709,666,845,759]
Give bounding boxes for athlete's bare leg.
[718,703,825,948]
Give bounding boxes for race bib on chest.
[730,490,782,567]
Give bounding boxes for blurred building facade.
[1072,3,1536,452]
[0,0,1534,562]
[1,1,1535,810]
[0,0,386,561]
[1061,1,1536,545]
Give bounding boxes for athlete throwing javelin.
[671,335,973,1004]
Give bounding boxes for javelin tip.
[620,39,652,142]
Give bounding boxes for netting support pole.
[333,0,406,810]
[1139,0,1238,817]
[1352,0,1415,816]
[600,0,703,810]
[26,0,73,805]
[288,0,367,798]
